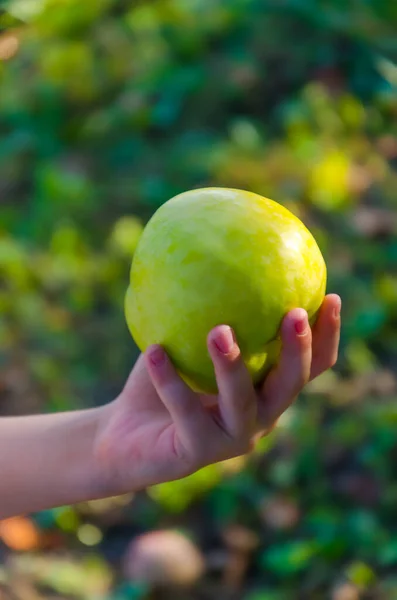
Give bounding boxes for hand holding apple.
[91,188,340,497]
[125,187,327,393]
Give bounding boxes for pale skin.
[0,294,341,519]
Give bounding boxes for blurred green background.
[1,1,397,598]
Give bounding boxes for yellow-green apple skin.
[125,188,327,394]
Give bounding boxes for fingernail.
[149,346,165,367]
[334,297,342,319]
[214,326,235,354]
[294,315,307,335]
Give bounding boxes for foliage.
[1,0,397,598]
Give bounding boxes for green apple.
[125,188,326,394]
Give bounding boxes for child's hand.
[0,294,340,519]
[94,294,341,496]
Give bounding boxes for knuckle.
[291,370,310,397]
[219,355,242,376]
[173,391,193,414]
[313,348,339,376]
[163,382,194,412]
[329,349,339,368]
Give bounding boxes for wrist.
[44,406,110,508]
[90,400,138,500]
[72,403,134,504]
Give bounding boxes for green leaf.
[261,541,318,576]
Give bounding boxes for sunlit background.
[1,1,397,598]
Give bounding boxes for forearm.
[0,408,105,519]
